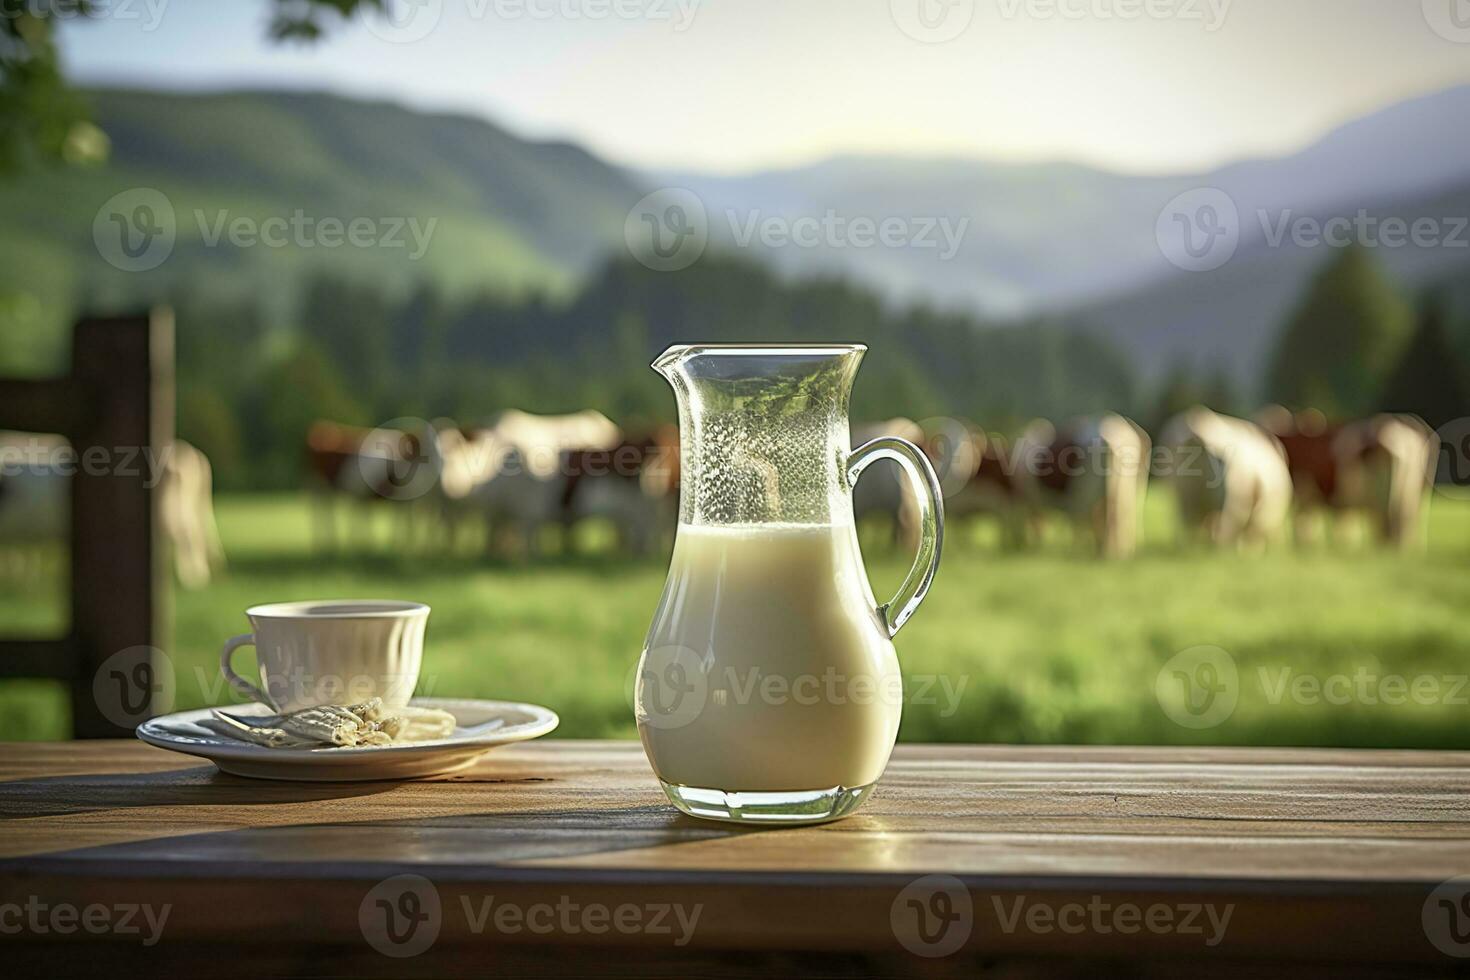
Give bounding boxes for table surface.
[3,740,1470,976]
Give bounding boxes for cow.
[1162,407,1293,551]
[158,440,227,589]
[928,423,1030,549]
[304,420,436,551]
[468,410,624,557]
[1012,414,1151,558]
[561,426,681,556]
[851,419,926,550]
[1258,406,1439,549]
[0,433,225,587]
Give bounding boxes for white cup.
[220,600,429,712]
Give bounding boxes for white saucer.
[136,698,559,781]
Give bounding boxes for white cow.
[1012,414,1151,558]
[158,440,227,589]
[1162,407,1293,550]
[469,410,623,556]
[1332,415,1439,550]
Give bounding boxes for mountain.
[0,88,646,369]
[653,85,1470,385]
[3,84,1468,390]
[1072,178,1470,389]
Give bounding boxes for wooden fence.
[0,311,173,737]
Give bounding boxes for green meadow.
[2,490,1467,747]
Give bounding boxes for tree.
[1378,292,1469,428]
[0,1,100,171]
[248,340,366,488]
[1266,245,1413,419]
[0,0,387,172]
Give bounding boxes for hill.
[0,88,645,371]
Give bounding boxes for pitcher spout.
[651,343,866,384]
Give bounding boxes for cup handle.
[848,436,945,638]
[220,633,272,706]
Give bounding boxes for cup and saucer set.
[137,600,558,782]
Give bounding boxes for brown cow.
[1257,406,1439,549]
[560,426,680,555]
[305,420,431,551]
[939,429,1030,549]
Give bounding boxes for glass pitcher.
[635,344,944,824]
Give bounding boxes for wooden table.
[3,740,1469,977]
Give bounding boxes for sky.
[60,0,1470,175]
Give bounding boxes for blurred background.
[1,0,1468,745]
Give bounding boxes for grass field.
[2,491,1468,747]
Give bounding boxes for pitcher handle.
[847,437,944,638]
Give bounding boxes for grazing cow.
[561,426,681,555]
[304,420,434,550]
[1012,414,1151,558]
[423,422,503,547]
[470,410,624,557]
[158,440,227,589]
[0,433,225,587]
[852,419,926,549]
[1162,407,1293,550]
[933,425,1029,549]
[1258,407,1438,549]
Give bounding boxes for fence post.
[69,311,174,738]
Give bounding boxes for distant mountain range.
[655,85,1470,387]
[2,84,1466,390]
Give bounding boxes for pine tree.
[1378,293,1470,428]
[1266,245,1413,419]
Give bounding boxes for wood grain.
[1,740,1468,976]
